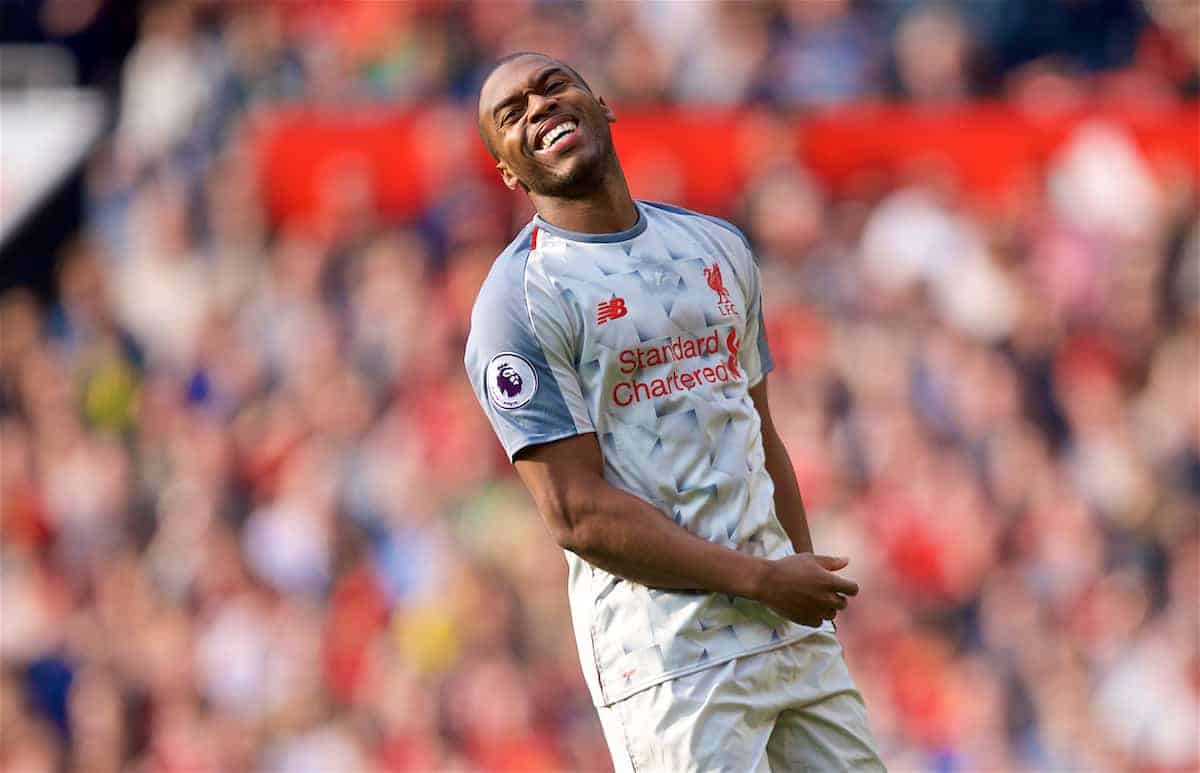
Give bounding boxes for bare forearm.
[568,484,769,597]
[762,427,814,554]
[515,431,857,627]
[568,477,859,630]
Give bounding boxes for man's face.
[478,56,615,198]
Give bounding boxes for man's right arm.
[514,432,858,627]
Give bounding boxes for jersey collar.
[533,202,647,243]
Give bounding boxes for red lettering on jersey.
[597,297,628,325]
[726,328,740,378]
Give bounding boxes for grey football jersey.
[465,201,831,706]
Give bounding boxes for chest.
[547,246,749,362]
[538,244,752,421]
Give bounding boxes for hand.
[750,554,859,627]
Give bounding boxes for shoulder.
[466,221,572,368]
[639,200,753,256]
[470,222,537,325]
[466,223,540,371]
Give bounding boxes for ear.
[497,161,520,191]
[598,95,616,124]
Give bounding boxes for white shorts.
[595,631,885,772]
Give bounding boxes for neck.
[528,160,638,235]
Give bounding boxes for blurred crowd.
[2,1,1199,772]
[8,0,1200,111]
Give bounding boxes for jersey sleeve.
[465,254,594,461]
[740,247,775,388]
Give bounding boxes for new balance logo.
[597,297,628,325]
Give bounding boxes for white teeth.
[540,121,577,150]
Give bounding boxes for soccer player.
[466,52,885,772]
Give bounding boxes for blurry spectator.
[672,2,772,103]
[111,176,211,368]
[116,0,211,169]
[892,4,986,102]
[1138,0,1200,97]
[767,0,881,106]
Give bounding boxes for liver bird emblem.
[704,263,732,304]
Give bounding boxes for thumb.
[813,555,849,571]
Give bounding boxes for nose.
[527,92,558,125]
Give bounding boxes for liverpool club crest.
[704,263,738,317]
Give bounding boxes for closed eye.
[494,71,572,128]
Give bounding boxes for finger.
[830,593,849,611]
[813,555,849,571]
[826,574,859,596]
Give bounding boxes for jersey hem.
[593,628,830,707]
[506,428,594,462]
[747,359,773,389]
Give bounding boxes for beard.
[520,138,615,199]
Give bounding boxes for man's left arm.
[750,376,815,555]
